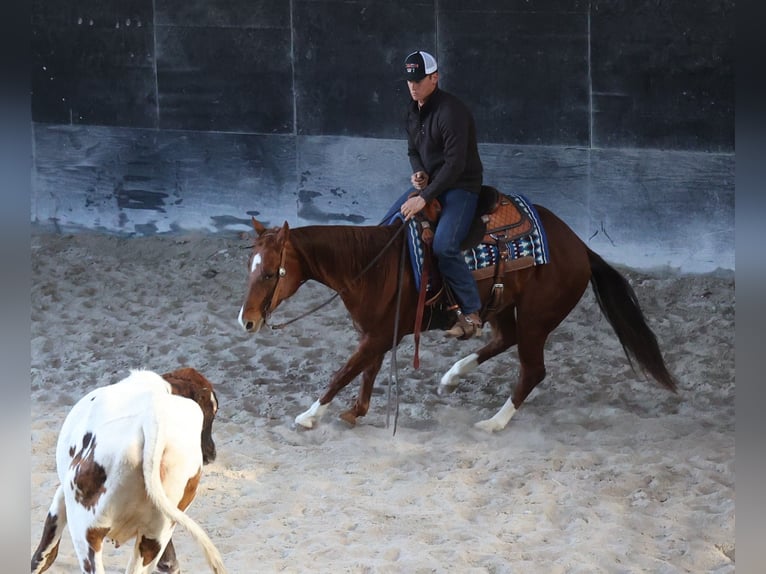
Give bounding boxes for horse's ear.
[276,221,290,243]
[252,217,267,236]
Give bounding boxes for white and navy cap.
[402,50,438,81]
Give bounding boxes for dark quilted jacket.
[405,87,483,201]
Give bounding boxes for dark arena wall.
[30,0,734,272]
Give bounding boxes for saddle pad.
[405,193,549,291]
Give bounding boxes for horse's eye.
[262,272,275,281]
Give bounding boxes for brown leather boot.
[444,312,483,340]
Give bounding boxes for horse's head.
[238,218,303,333]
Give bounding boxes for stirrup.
[444,312,483,340]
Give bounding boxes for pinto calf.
[31,368,226,574]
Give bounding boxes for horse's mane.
[290,223,403,285]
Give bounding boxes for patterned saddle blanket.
[403,193,550,292]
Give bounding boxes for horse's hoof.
[474,419,503,433]
[294,415,315,429]
[437,383,457,396]
[338,411,357,426]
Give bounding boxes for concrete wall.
[30,0,734,272]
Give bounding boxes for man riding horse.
[380,50,484,340]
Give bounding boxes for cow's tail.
[142,400,227,574]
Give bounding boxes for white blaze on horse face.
[237,304,265,332]
[237,305,246,330]
[238,253,264,331]
[250,253,262,274]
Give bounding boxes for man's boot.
[444,311,483,340]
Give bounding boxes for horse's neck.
[291,225,398,292]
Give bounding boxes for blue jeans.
[381,187,481,315]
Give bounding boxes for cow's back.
[55,371,204,545]
[55,372,166,483]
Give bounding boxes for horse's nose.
[238,305,262,332]
[237,306,250,331]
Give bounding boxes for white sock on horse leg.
[438,353,479,395]
[295,400,327,428]
[474,397,516,433]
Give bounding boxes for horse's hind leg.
[475,290,571,432]
[438,305,518,396]
[474,327,548,432]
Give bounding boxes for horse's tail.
[587,249,677,392]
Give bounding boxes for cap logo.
[403,51,436,81]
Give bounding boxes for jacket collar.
[410,86,442,115]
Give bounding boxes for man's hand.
[411,171,429,191]
[401,195,426,221]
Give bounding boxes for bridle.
[263,241,288,321]
[242,233,289,327]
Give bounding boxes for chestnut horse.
[238,206,676,432]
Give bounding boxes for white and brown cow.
[31,368,227,574]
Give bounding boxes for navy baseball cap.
[402,51,438,81]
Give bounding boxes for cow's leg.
[295,335,387,429]
[31,485,67,573]
[125,525,175,574]
[69,522,108,574]
[155,539,180,574]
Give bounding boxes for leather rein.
[251,221,411,433]
[264,221,410,331]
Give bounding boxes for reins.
[248,220,411,434]
[265,221,409,330]
[386,231,408,434]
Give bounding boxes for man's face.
[407,72,439,103]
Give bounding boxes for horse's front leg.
[338,353,384,427]
[295,336,385,429]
